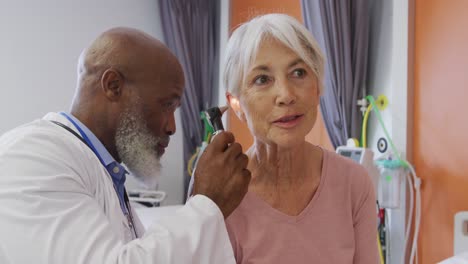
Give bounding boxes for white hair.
[223,13,325,96]
[116,97,162,189]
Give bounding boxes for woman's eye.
[253,75,270,85]
[292,68,307,78]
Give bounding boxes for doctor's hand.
[193,131,251,219]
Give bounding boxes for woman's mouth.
[273,114,304,128]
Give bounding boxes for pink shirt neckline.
[240,149,329,224]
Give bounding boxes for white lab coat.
[0,112,235,264]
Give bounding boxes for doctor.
[0,27,251,263]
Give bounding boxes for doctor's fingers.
[208,131,235,153]
[226,155,251,185]
[224,142,244,160]
[235,152,249,170]
[224,167,251,196]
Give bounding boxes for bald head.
[76,27,181,94]
[70,27,185,163]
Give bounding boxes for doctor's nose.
[166,113,176,136]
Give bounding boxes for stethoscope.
[58,112,138,239]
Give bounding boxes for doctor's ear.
[226,92,246,122]
[101,69,124,101]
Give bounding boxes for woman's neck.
[247,140,318,188]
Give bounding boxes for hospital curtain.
[301,0,371,148]
[159,0,220,199]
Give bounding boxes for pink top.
[225,150,379,264]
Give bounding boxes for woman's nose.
[275,79,297,106]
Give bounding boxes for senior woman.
[223,14,379,264]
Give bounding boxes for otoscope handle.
[205,107,225,132]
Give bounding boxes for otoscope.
[186,106,226,199]
[203,106,225,140]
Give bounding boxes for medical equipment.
[203,106,225,139]
[336,145,380,193]
[186,106,226,198]
[336,146,373,164]
[375,159,406,209]
[377,137,388,153]
[360,95,422,264]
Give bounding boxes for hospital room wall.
[0,0,185,205]
[227,0,334,151]
[414,0,468,262]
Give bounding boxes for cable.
[376,201,385,264]
[206,133,212,144]
[187,147,200,176]
[403,165,414,264]
[188,130,214,177]
[377,232,385,264]
[407,163,421,264]
[361,104,373,148]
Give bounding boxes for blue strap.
[59,112,105,166]
[58,112,129,214]
[56,112,137,237]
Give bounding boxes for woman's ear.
[226,92,246,122]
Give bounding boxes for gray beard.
[115,105,162,190]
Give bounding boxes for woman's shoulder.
[321,149,374,192]
[320,149,376,213]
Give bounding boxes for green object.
[376,95,389,111]
[385,175,393,182]
[200,111,215,142]
[366,95,409,169]
[375,159,407,169]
